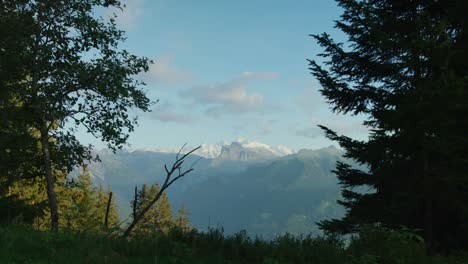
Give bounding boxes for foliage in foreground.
[0,224,467,264]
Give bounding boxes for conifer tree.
[0,176,48,225]
[47,167,121,232]
[174,206,192,232]
[155,189,173,233]
[131,183,174,235]
[72,167,99,231]
[310,0,468,253]
[96,184,120,230]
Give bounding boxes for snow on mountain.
[127,140,296,159]
[274,145,296,156]
[194,143,222,159]
[216,140,296,161]
[237,139,296,157]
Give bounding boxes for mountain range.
[138,140,296,159]
[87,141,348,239]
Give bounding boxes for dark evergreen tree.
[0,3,43,223]
[0,176,48,225]
[309,0,468,253]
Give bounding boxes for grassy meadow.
[1,224,467,264]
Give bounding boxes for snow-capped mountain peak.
[129,140,296,159]
[194,143,222,159]
[239,141,295,156]
[274,145,296,156]
[216,140,296,161]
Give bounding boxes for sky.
[79,0,369,152]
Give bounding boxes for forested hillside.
[84,145,347,238]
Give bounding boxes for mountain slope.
[86,145,347,238]
[177,146,345,238]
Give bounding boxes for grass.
[1,224,467,264]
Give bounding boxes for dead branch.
[132,186,138,220]
[123,144,201,238]
[104,191,113,229]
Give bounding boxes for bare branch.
[178,145,201,162]
[167,168,194,186]
[189,156,203,170]
[176,143,188,161]
[123,145,201,238]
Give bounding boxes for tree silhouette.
[310,0,468,253]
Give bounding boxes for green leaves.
[8,0,151,158]
[1,0,152,230]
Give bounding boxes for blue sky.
[80,0,369,151]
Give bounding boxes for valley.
[87,141,347,239]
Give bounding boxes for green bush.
[1,224,467,264]
[347,224,427,264]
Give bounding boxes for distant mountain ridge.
[86,143,347,238]
[128,140,296,160]
[217,142,273,161]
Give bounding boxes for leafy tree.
[1,0,152,230]
[310,0,468,253]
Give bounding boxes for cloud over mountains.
[180,72,277,117]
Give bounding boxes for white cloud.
[232,123,247,132]
[148,101,193,124]
[258,119,276,135]
[296,126,323,138]
[150,111,193,123]
[180,72,277,117]
[145,55,192,85]
[107,0,144,31]
[241,71,278,80]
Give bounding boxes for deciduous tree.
[1,0,152,230]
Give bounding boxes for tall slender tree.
[1,0,152,230]
[309,0,468,253]
[131,183,174,235]
[174,206,192,232]
[97,184,119,229]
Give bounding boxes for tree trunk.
[104,191,113,228]
[132,186,138,221]
[39,124,59,231]
[423,148,434,254]
[124,187,165,237]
